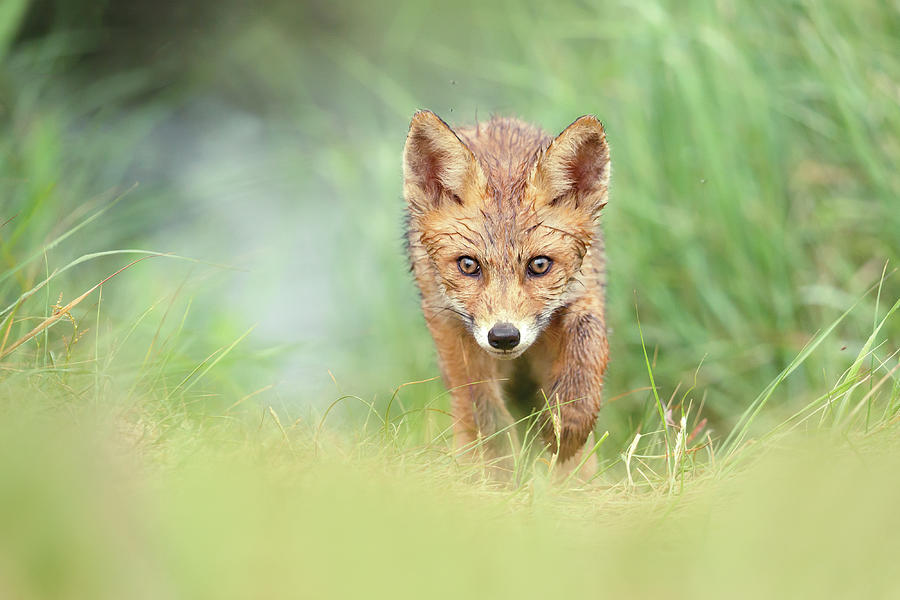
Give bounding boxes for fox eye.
[527,256,552,276]
[457,256,480,276]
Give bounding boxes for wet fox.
[403,110,610,472]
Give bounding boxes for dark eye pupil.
[529,257,550,274]
[458,257,479,274]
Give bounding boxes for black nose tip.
[488,323,520,350]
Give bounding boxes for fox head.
[403,111,610,359]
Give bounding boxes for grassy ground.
[2,0,900,597]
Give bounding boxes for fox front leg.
[450,379,518,467]
[426,316,518,469]
[538,311,609,463]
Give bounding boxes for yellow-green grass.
[1,310,898,599]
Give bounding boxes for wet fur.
[403,111,611,469]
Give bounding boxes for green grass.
[1,299,898,598]
[2,0,900,597]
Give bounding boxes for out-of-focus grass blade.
[0,0,28,58]
[0,249,236,319]
[165,326,255,399]
[0,255,155,360]
[720,296,860,461]
[832,296,900,423]
[0,186,135,289]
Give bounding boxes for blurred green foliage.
[2,381,900,599]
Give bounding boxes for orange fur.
[403,111,611,471]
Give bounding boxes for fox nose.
[488,323,520,350]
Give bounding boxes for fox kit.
[403,110,610,472]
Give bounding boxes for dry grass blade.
[0,255,155,361]
[625,432,641,490]
[0,299,21,357]
[0,249,236,320]
[0,213,17,230]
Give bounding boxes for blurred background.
[3,4,900,597]
[2,0,898,444]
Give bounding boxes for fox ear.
[403,110,480,212]
[536,115,610,216]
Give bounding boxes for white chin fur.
[473,321,539,360]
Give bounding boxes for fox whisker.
[437,306,474,325]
